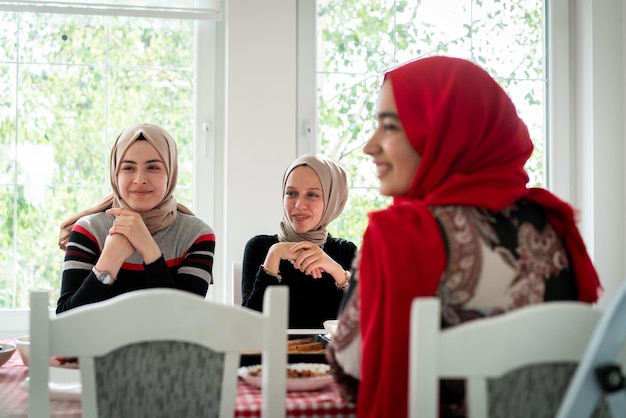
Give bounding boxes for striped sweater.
[57,211,215,313]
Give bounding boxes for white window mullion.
[193,17,221,302]
[296,0,317,156]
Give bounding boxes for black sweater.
[241,234,357,329]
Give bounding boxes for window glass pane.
[0,12,17,61]
[317,0,545,247]
[394,0,472,62]
[18,14,107,63]
[0,12,196,308]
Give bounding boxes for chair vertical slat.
[410,297,440,418]
[29,291,51,418]
[262,286,288,418]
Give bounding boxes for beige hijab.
[277,153,349,246]
[58,122,193,250]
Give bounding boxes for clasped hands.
[264,241,344,283]
[94,208,161,280]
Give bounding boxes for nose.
[294,196,307,209]
[363,131,379,156]
[133,170,148,184]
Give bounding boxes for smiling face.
[363,79,422,197]
[116,140,168,212]
[283,165,325,234]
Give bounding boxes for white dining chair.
[29,287,288,418]
[556,279,626,418]
[409,298,618,418]
[233,262,243,306]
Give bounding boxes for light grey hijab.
[278,154,349,246]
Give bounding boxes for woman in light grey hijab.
[241,154,357,329]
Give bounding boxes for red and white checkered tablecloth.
[0,341,356,418]
[0,352,82,418]
[235,380,356,418]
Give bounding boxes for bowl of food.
[0,343,16,367]
[14,335,30,367]
[323,319,339,336]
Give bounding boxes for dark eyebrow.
[120,159,164,165]
[376,111,400,120]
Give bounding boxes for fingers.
[289,243,330,276]
[106,209,147,235]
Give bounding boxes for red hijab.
[358,56,601,417]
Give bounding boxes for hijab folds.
[358,56,602,417]
[277,153,348,246]
[58,122,193,250]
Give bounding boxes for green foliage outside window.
[0,12,195,308]
[317,0,545,248]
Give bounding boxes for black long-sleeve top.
[242,234,357,329]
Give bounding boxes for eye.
[308,192,320,199]
[147,164,161,171]
[120,164,135,172]
[285,191,296,197]
[383,122,399,131]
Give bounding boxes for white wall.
[571,0,625,307]
[215,0,298,304]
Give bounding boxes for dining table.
[0,342,356,418]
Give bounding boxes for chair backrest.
[409,298,609,418]
[29,287,288,418]
[556,279,626,418]
[233,262,243,306]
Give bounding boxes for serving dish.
[240,334,328,367]
[0,343,16,367]
[238,363,333,392]
[14,335,29,366]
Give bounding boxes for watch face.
[99,273,113,285]
[93,266,113,285]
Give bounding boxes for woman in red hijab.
[326,56,601,417]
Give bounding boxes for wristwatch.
[92,266,114,285]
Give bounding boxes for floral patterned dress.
[327,199,580,416]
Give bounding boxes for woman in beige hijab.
[241,153,357,328]
[57,122,215,313]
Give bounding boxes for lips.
[291,213,310,222]
[373,161,390,178]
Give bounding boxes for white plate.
[238,363,333,392]
[22,366,82,401]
